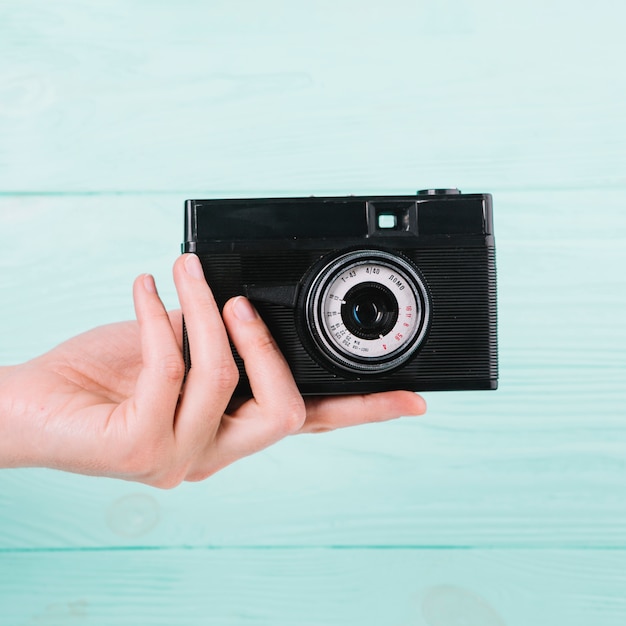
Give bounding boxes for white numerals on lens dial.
[321,262,420,359]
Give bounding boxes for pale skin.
[0,254,426,488]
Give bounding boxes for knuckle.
[193,296,220,321]
[303,421,333,434]
[160,353,186,383]
[251,331,281,356]
[150,469,187,490]
[277,396,307,435]
[213,357,240,392]
[116,435,185,487]
[184,466,219,483]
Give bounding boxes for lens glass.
[341,282,398,340]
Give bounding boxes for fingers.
[215,296,305,460]
[224,297,300,413]
[167,309,183,348]
[172,254,239,449]
[299,391,427,434]
[131,274,186,433]
[131,255,426,486]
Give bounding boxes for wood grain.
[1,1,625,193]
[1,549,625,625]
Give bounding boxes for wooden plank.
[1,190,625,549]
[1,549,625,625]
[1,1,625,193]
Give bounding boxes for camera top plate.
[183,192,493,251]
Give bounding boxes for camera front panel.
[190,244,496,395]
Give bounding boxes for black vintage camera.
[182,189,497,395]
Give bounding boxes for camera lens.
[341,282,398,340]
[304,249,431,374]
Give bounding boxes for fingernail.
[143,274,157,294]
[184,254,205,280]
[232,296,258,322]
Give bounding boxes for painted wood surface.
[2,550,626,625]
[1,0,625,624]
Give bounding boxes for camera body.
[182,190,497,395]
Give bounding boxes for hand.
[0,254,426,487]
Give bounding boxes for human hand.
[0,254,426,487]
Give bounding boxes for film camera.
[182,190,497,395]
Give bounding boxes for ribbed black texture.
[189,247,497,395]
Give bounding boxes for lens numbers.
[340,269,357,283]
[312,250,428,370]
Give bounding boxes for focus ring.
[304,249,430,374]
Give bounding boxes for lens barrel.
[304,249,430,373]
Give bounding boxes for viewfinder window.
[378,214,397,229]
[367,200,417,236]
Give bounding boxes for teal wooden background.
[1,0,625,624]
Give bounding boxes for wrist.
[0,364,25,468]
[0,364,15,407]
